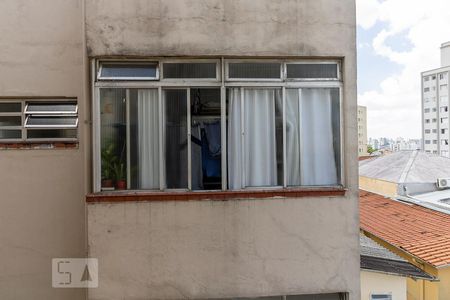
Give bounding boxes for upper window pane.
[99,62,158,80]
[286,63,338,79]
[0,102,21,113]
[163,63,217,79]
[25,102,77,114]
[25,116,78,128]
[228,63,281,79]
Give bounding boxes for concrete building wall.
[360,271,406,300]
[0,1,87,300]
[359,177,398,198]
[86,1,359,300]
[358,106,368,156]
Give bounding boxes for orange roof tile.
[360,190,450,268]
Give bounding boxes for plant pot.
[101,179,114,188]
[115,180,127,190]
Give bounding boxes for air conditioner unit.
[437,178,450,188]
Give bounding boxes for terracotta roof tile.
[360,190,450,267]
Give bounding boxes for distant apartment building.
[358,105,368,155]
[0,1,359,300]
[422,42,450,156]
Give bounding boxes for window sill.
[86,187,346,203]
[0,142,78,150]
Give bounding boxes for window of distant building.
[432,75,436,80]
[424,108,430,113]
[433,129,438,133]
[433,118,437,123]
[425,140,431,144]
[93,59,342,192]
[425,129,431,134]
[424,87,430,92]
[433,140,438,144]
[424,76,430,82]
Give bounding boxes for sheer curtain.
[137,89,159,189]
[286,88,338,186]
[228,88,280,189]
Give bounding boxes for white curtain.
[228,88,279,189]
[286,88,338,186]
[137,89,159,189]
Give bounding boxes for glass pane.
[0,130,21,139]
[227,88,283,189]
[25,102,77,113]
[287,293,342,300]
[286,88,340,186]
[27,129,77,139]
[100,89,127,191]
[0,116,21,126]
[25,116,77,127]
[190,88,221,190]
[0,102,21,113]
[286,63,338,79]
[129,89,159,189]
[164,63,217,79]
[228,63,281,79]
[165,89,188,189]
[100,63,157,79]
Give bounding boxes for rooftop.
[360,234,435,280]
[359,151,450,184]
[360,190,450,268]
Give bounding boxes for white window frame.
[0,99,78,142]
[161,59,221,81]
[92,58,344,193]
[284,60,341,81]
[97,60,160,81]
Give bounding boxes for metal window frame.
[370,293,392,300]
[92,57,345,193]
[24,102,78,115]
[97,60,160,81]
[225,59,284,82]
[24,116,79,129]
[284,60,341,81]
[161,59,221,81]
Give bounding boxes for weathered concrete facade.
[0,1,358,299]
[86,1,359,300]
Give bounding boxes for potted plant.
[114,161,127,190]
[101,143,117,189]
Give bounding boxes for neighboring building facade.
[358,105,368,156]
[360,190,450,300]
[422,42,450,156]
[0,1,359,300]
[360,233,435,300]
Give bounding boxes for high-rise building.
[422,42,450,156]
[358,105,368,155]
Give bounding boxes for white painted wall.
[361,271,407,300]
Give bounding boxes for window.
[227,62,282,80]
[162,62,218,79]
[441,106,448,113]
[442,129,447,134]
[97,61,159,80]
[433,129,438,133]
[432,75,436,80]
[425,119,430,123]
[0,99,78,142]
[371,294,392,300]
[424,108,430,113]
[286,63,338,79]
[95,59,342,192]
[433,140,438,144]
[424,87,430,92]
[441,84,448,91]
[441,117,448,124]
[425,140,431,144]
[424,76,430,82]
[425,129,431,133]
[433,107,437,112]
[433,118,437,123]
[442,140,449,145]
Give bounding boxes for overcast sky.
[357,0,450,139]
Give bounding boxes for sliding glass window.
[95,59,342,192]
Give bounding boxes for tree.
[367,145,375,154]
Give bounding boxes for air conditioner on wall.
[437,178,450,188]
